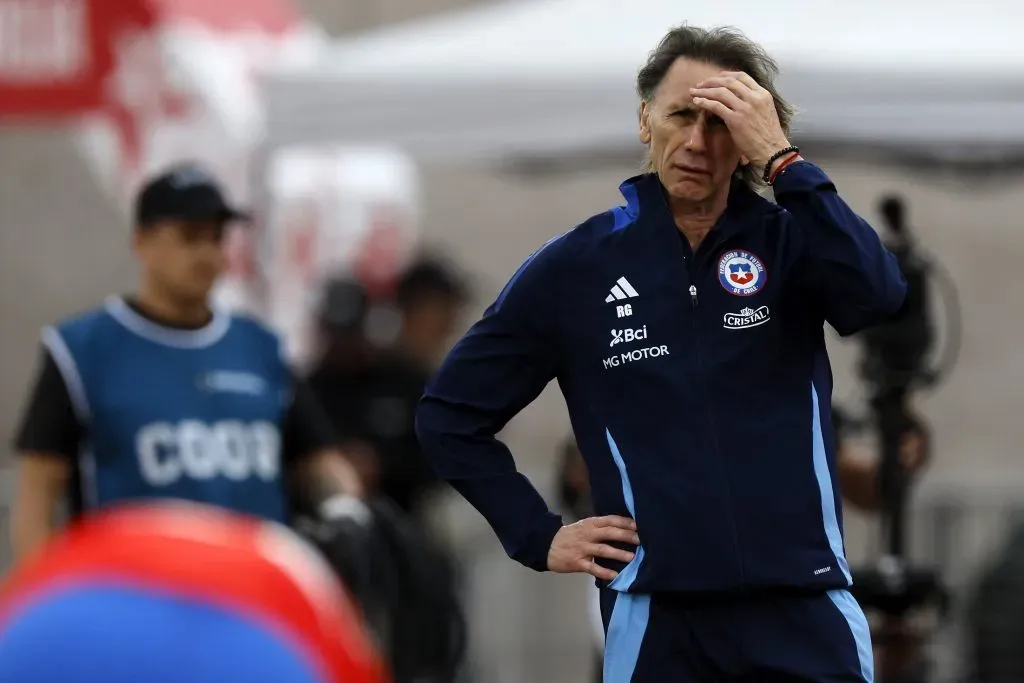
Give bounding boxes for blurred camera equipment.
[849,194,961,683]
[295,497,467,683]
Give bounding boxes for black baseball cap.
[134,163,250,228]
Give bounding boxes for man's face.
[639,58,745,202]
[135,219,227,303]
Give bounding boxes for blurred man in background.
[9,163,362,562]
[306,270,470,683]
[394,256,469,372]
[308,257,467,519]
[306,278,387,494]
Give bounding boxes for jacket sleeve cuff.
[447,473,564,573]
[771,160,835,196]
[513,512,565,572]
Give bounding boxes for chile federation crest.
[717,250,767,296]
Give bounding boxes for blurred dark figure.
[305,279,384,492]
[308,256,469,519]
[305,277,469,683]
[879,195,904,234]
[394,257,469,372]
[863,194,934,392]
[307,277,441,517]
[305,268,472,683]
[966,521,1024,683]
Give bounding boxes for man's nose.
[683,116,710,153]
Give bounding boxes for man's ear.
[638,101,651,144]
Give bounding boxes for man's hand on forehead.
[688,70,792,170]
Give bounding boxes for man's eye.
[708,115,726,126]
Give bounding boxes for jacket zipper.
[687,268,746,587]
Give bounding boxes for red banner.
[0,0,143,119]
[0,0,291,121]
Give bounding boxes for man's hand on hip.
[547,515,640,581]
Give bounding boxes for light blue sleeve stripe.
[827,589,875,682]
[605,429,645,592]
[603,593,650,683]
[810,384,852,584]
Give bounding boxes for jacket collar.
[618,172,774,242]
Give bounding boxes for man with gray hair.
[417,25,905,682]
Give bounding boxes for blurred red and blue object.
[0,501,389,683]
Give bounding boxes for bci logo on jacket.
[609,325,647,347]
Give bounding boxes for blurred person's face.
[405,294,462,362]
[639,58,744,204]
[134,219,226,304]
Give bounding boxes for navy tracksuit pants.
[600,588,873,682]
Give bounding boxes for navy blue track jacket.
[416,161,906,595]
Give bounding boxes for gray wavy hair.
[637,25,796,189]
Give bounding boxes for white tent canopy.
[264,0,1024,166]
